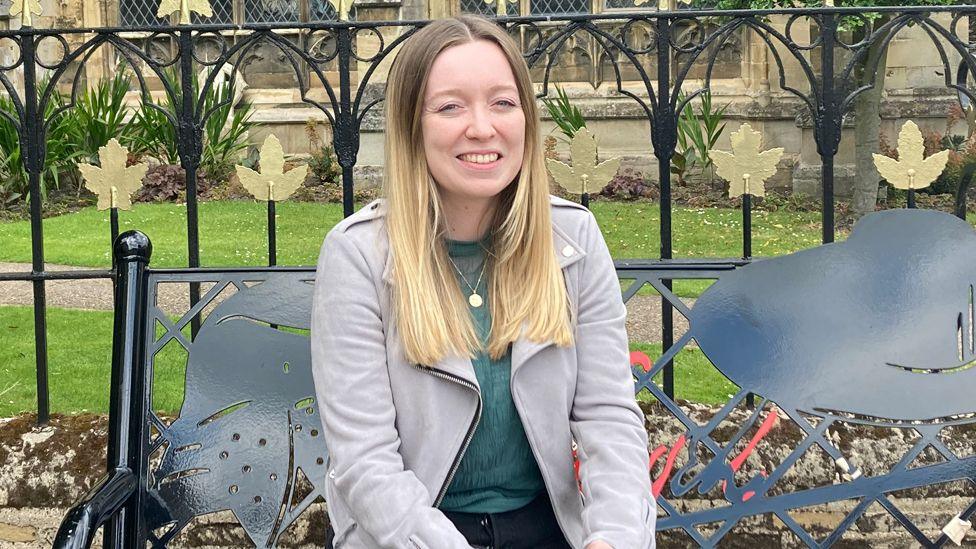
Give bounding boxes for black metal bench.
[54,208,976,548]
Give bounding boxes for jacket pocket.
[408,534,428,549]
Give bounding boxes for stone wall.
[2,408,974,548]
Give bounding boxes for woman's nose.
[464,107,496,139]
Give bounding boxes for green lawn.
[0,201,351,268]
[0,200,826,268]
[0,306,187,417]
[0,306,735,416]
[630,342,739,406]
[0,199,827,416]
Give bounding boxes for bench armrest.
[53,467,137,549]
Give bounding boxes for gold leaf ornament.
[11,0,43,27]
[236,135,308,202]
[546,127,621,196]
[329,0,354,20]
[872,120,949,191]
[710,123,784,198]
[484,0,507,16]
[78,139,149,211]
[157,0,213,24]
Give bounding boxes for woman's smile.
[457,152,503,171]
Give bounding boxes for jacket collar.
[369,198,588,388]
[376,199,587,285]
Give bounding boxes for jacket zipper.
[412,363,482,507]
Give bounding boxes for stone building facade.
[0,0,967,196]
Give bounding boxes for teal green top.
[437,236,546,513]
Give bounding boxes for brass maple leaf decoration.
[710,123,784,198]
[329,0,354,20]
[236,135,308,202]
[11,0,43,27]
[78,139,149,211]
[483,0,510,16]
[546,127,621,196]
[873,120,949,191]
[157,0,213,24]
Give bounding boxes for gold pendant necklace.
[449,254,488,308]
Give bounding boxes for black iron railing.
[3,7,976,423]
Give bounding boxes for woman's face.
[421,39,526,210]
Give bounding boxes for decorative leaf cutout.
[148,275,325,547]
[157,0,213,24]
[873,120,949,190]
[236,135,308,202]
[78,139,149,211]
[710,123,784,198]
[11,0,43,27]
[546,127,621,196]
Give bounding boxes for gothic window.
[457,0,591,16]
[528,0,589,14]
[119,0,343,26]
[458,0,519,17]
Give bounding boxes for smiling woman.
[310,14,656,549]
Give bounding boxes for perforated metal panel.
[144,271,326,547]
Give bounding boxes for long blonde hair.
[383,14,573,366]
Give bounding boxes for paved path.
[0,262,693,342]
[0,262,192,316]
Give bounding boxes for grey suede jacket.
[310,195,656,549]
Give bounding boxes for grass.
[630,342,739,406]
[0,306,187,417]
[0,199,825,416]
[0,201,351,268]
[0,306,736,416]
[0,200,826,268]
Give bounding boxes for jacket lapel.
[380,212,588,386]
[510,222,586,378]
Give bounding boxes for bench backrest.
[57,209,976,548]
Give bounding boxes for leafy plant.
[134,163,213,203]
[542,84,586,141]
[671,90,728,186]
[200,75,255,182]
[126,86,179,164]
[599,168,657,200]
[0,76,84,202]
[67,70,134,166]
[304,120,341,186]
[126,66,255,182]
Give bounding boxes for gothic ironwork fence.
[1,6,975,427]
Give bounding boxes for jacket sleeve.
[310,228,471,549]
[570,211,657,549]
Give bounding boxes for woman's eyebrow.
[426,84,519,99]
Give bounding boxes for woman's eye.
[438,104,459,112]
[496,99,518,108]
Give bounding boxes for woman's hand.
[585,541,614,549]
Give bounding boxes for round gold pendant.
[468,293,483,308]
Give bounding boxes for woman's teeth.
[459,153,499,164]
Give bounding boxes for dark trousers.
[442,491,573,549]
